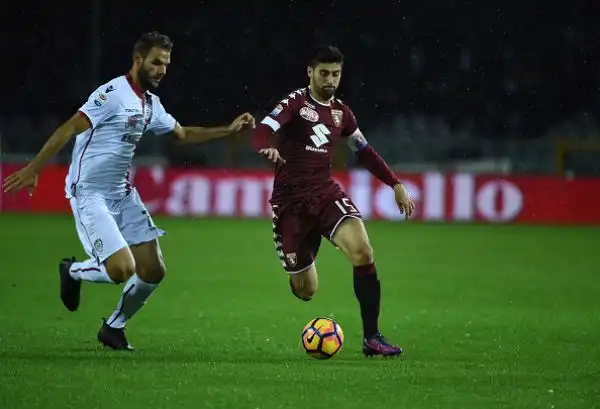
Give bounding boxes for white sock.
[70,259,114,284]
[106,274,158,329]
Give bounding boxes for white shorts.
[69,188,165,263]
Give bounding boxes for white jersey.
[65,75,177,199]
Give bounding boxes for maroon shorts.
[271,192,362,273]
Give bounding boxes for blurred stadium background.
[1,2,599,409]
[2,1,600,220]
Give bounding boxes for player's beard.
[313,84,336,102]
[319,85,336,100]
[311,74,336,101]
[138,64,159,90]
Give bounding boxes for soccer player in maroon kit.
[251,45,415,357]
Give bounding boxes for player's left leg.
[323,196,403,357]
[98,189,166,350]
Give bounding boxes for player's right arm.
[2,87,116,195]
[1,113,89,195]
[251,93,301,164]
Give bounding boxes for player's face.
[308,63,342,100]
[136,47,171,90]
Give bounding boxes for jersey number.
[334,197,358,215]
[310,124,331,148]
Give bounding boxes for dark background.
[2,0,599,172]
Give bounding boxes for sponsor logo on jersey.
[331,109,344,127]
[305,145,328,153]
[300,106,319,122]
[121,133,141,144]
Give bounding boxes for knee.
[348,243,374,266]
[137,259,166,284]
[300,280,318,300]
[105,255,136,284]
[290,278,318,301]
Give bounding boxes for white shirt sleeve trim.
[261,116,281,132]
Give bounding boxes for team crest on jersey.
[270,104,283,117]
[300,106,319,123]
[331,109,344,127]
[285,252,297,267]
[126,114,144,129]
[93,239,103,253]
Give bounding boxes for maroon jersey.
[259,87,361,204]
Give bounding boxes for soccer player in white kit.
[2,32,255,350]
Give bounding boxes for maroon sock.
[353,263,381,339]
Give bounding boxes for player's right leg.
[61,196,136,312]
[271,204,321,301]
[289,264,319,301]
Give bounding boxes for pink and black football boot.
[363,333,403,357]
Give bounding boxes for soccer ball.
[301,317,344,359]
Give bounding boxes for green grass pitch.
[0,214,599,409]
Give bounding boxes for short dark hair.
[133,31,173,58]
[309,45,344,68]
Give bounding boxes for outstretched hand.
[393,183,415,220]
[2,165,39,196]
[228,112,256,134]
[258,148,286,165]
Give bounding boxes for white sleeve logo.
[270,104,283,117]
[310,124,331,147]
[94,93,108,106]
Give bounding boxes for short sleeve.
[146,96,178,135]
[260,89,304,132]
[78,87,119,129]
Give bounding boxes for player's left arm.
[148,97,255,144]
[343,107,415,218]
[347,128,400,186]
[343,107,399,187]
